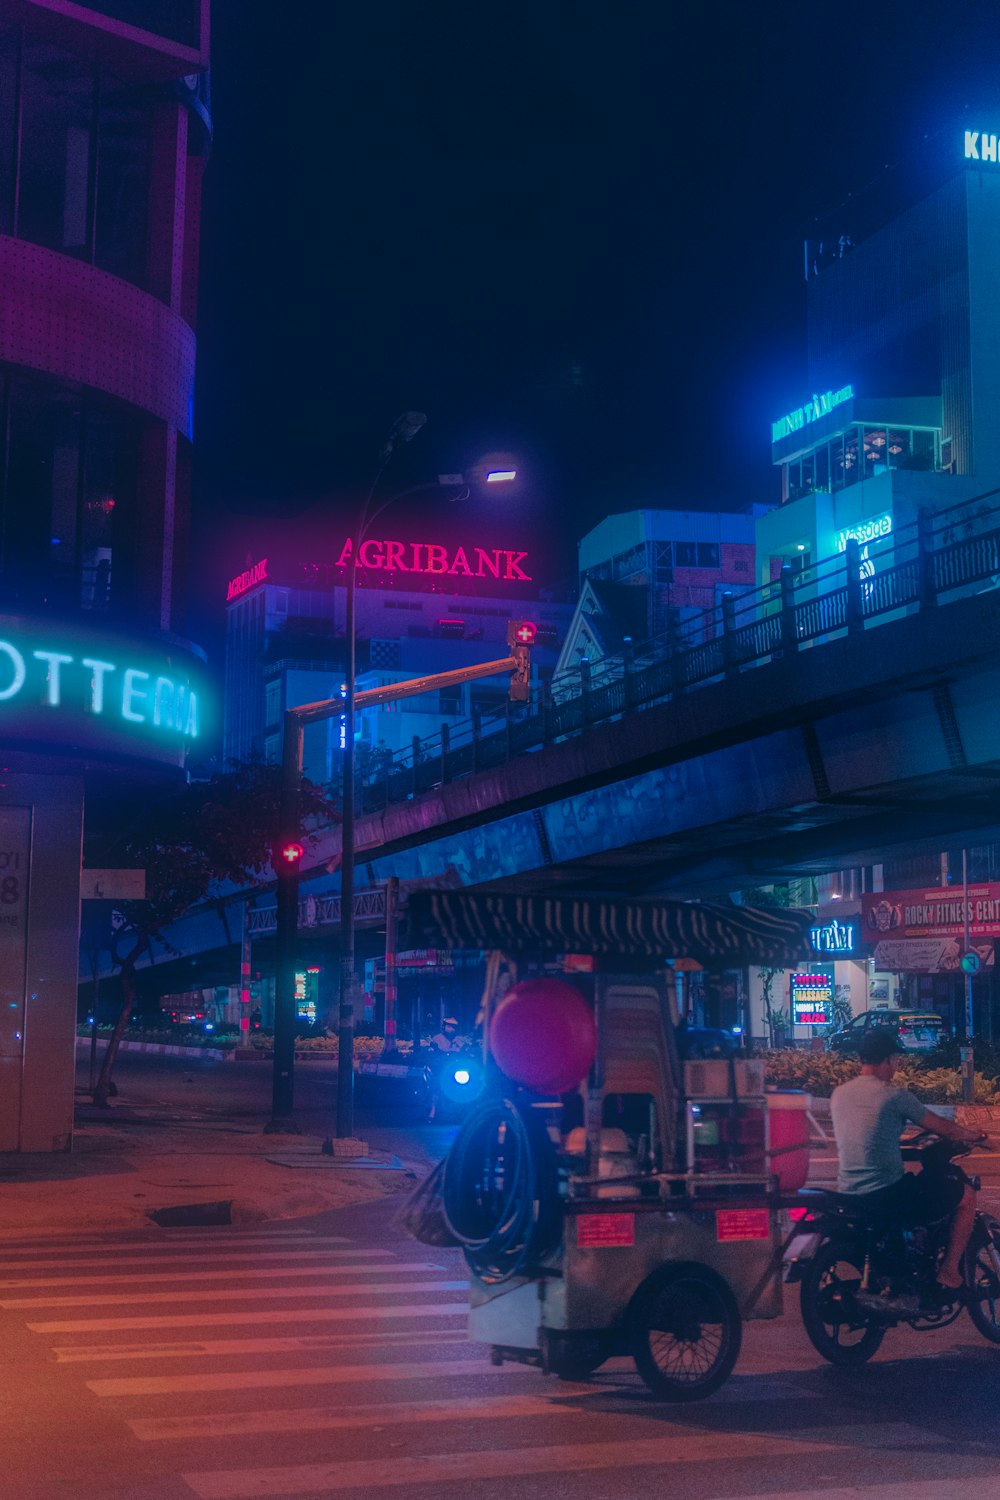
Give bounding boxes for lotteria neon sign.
[0,616,207,769]
[965,131,1000,163]
[334,538,531,582]
[0,640,198,737]
[772,384,854,444]
[227,559,268,600]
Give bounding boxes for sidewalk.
[0,1096,435,1238]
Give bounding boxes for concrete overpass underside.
[318,589,1000,898]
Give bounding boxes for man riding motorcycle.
[830,1026,983,1304]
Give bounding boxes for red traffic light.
[507,618,537,647]
[278,841,304,866]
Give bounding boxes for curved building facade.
[0,2,210,1150]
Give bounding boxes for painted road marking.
[1,1278,467,1309]
[0,1228,322,1247]
[179,1432,850,1498]
[0,1260,440,1290]
[53,1327,470,1363]
[88,1355,508,1397]
[131,1389,599,1442]
[28,1301,468,1334]
[710,1482,999,1500]
[0,1245,371,1274]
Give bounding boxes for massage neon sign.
[334,538,531,582]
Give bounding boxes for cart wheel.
[628,1263,742,1401]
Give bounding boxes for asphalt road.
[10,1049,991,1498]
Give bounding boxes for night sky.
[192,0,1000,633]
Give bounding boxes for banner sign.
[772,384,854,444]
[809,916,862,957]
[873,938,996,974]
[791,972,833,1025]
[863,885,1000,941]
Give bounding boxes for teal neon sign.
[772,384,854,445]
[0,615,206,769]
[0,642,198,736]
[835,512,892,552]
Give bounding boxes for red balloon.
[489,979,597,1094]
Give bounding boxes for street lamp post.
[335,413,427,1142]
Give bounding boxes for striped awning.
[405,891,814,969]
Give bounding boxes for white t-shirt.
[831,1074,927,1194]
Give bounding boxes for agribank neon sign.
[334,537,532,582]
[772,384,854,444]
[0,616,206,768]
[226,558,268,600]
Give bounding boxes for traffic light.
[507,619,536,702]
[276,840,304,868]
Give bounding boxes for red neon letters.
[226,558,268,600]
[336,538,531,582]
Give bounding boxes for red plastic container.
[766,1091,811,1191]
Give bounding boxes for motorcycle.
[789,1129,1000,1365]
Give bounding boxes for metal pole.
[963,847,974,1103]
[384,876,398,1045]
[239,902,252,1041]
[266,714,303,1132]
[335,528,358,1139]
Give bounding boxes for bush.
[759,1047,1000,1104]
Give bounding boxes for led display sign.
[226,559,268,601]
[835,513,892,551]
[790,972,833,1026]
[334,538,531,582]
[966,131,1000,163]
[0,615,206,770]
[772,384,854,445]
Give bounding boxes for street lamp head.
[486,469,517,483]
[379,411,427,462]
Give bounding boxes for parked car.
[827,1009,946,1055]
[676,1025,740,1060]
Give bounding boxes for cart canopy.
[405,891,813,969]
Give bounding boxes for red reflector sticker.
[576,1213,635,1248]
[716,1208,771,1242]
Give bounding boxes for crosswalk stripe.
[28,1301,468,1334]
[54,1328,470,1363]
[2,1278,467,1309]
[0,1229,322,1247]
[0,1246,366,1274]
[88,1355,504,1397]
[180,1431,848,1498]
[130,1389,598,1441]
[0,1260,440,1290]
[708,1484,993,1500]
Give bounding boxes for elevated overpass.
[311,496,1000,897]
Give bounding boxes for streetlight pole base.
[263,1116,302,1135]
[321,1136,369,1158]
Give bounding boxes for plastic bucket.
[766,1090,811,1191]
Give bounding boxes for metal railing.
[351,490,1000,815]
[248,886,387,934]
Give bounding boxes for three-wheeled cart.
[405,890,813,1402]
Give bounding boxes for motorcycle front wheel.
[800,1238,886,1366]
[966,1213,1000,1345]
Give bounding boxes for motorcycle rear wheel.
[966,1214,1000,1345]
[800,1238,886,1366]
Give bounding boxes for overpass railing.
[353,491,1000,813]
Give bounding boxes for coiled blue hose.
[441,1092,562,1284]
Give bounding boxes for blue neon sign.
[772,384,854,444]
[965,131,999,164]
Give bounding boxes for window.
[438,688,463,715]
[815,444,829,492]
[0,24,16,234]
[675,542,696,567]
[17,37,96,258]
[696,542,720,569]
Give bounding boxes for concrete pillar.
[0,775,84,1153]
